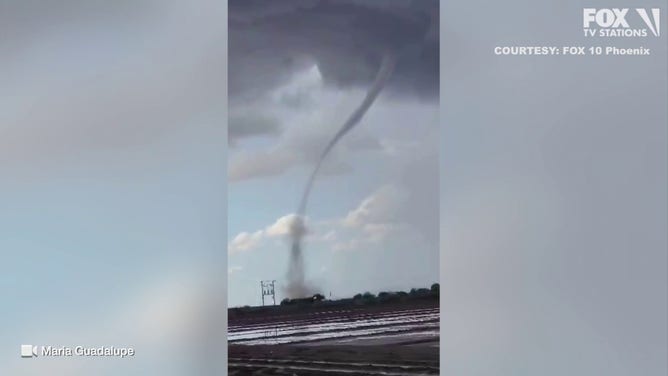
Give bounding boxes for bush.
[416,288,430,296]
[409,288,431,298]
[378,291,400,303]
[362,292,377,305]
[430,283,440,295]
[396,291,409,302]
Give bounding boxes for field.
[228,299,439,375]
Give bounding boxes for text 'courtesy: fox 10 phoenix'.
[20,344,135,359]
[494,8,661,57]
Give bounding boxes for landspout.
[284,51,397,298]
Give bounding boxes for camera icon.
[21,345,38,358]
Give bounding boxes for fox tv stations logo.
[583,8,660,37]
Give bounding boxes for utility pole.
[260,280,276,306]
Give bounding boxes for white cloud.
[331,184,423,251]
[270,64,323,107]
[229,179,430,255]
[230,185,411,253]
[343,184,405,228]
[265,213,305,237]
[228,213,308,254]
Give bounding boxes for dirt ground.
[228,343,439,375]
[229,300,439,375]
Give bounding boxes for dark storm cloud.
[228,114,282,145]
[228,0,439,100]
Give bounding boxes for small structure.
[260,280,276,306]
[280,293,325,305]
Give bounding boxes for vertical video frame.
[228,1,440,374]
